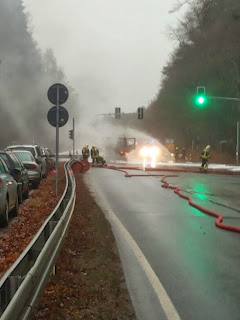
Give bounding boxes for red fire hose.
[161,175,240,233]
[71,159,90,173]
[104,165,240,234]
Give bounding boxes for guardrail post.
[0,276,22,316]
[9,276,22,299]
[0,281,9,315]
[44,221,58,240]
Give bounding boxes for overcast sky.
[22,0,187,117]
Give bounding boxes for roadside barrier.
[0,160,76,320]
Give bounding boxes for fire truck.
[116,137,136,157]
[105,136,136,160]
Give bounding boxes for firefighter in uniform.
[200,145,211,170]
[82,145,90,160]
[91,146,99,164]
[96,154,107,166]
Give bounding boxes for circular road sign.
[47,83,69,105]
[47,106,69,127]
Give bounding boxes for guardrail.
[0,160,76,320]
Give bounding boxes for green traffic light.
[197,96,205,104]
[194,95,207,107]
[194,86,207,107]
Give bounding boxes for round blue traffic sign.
[47,106,69,127]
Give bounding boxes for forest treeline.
[131,0,240,155]
[0,0,77,149]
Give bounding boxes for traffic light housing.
[137,107,144,119]
[195,86,206,106]
[69,129,73,140]
[115,107,121,119]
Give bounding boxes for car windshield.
[10,147,35,156]
[13,151,34,162]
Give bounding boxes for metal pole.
[237,121,239,166]
[55,85,59,196]
[210,96,240,102]
[73,118,75,157]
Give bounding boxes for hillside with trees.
[0,0,77,149]
[133,0,240,156]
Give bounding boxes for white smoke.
[68,113,173,163]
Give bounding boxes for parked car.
[0,150,29,203]
[11,150,41,189]
[0,157,18,227]
[7,144,47,178]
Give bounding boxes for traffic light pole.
[73,118,75,157]
[209,95,240,165]
[210,96,240,102]
[237,122,239,166]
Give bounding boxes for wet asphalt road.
[86,167,240,320]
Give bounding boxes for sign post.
[56,85,60,196]
[47,83,69,195]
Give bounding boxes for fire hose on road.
[67,160,240,232]
[103,165,240,234]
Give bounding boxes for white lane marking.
[85,172,181,320]
[105,206,181,320]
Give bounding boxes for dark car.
[0,150,29,203]
[12,150,41,189]
[0,157,19,227]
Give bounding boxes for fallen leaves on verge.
[0,164,65,278]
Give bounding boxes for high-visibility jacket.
[201,148,210,160]
[96,155,106,166]
[91,147,99,158]
[82,147,90,156]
